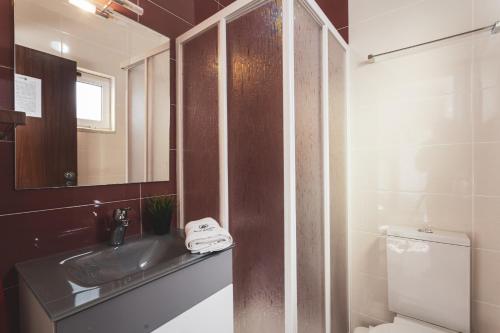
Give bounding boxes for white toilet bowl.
[353,315,458,333]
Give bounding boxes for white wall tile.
[473,249,500,305]
[472,301,500,333]
[350,311,386,331]
[474,196,500,250]
[349,0,472,57]
[351,231,387,278]
[349,0,500,331]
[351,191,472,235]
[351,273,394,323]
[474,142,500,195]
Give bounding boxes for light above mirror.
[50,41,70,54]
[68,0,96,13]
[68,0,144,18]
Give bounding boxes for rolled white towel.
[185,217,233,254]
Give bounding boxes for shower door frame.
[176,0,350,332]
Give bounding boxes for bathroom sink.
[62,236,187,287]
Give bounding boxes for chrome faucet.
[110,208,131,246]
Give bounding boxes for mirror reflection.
[14,0,171,189]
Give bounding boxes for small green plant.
[146,196,176,235]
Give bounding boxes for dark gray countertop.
[16,233,233,322]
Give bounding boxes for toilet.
[354,225,471,333]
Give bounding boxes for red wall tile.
[0,199,141,289]
[0,0,13,68]
[182,27,220,222]
[0,0,199,329]
[217,0,235,7]
[0,67,13,111]
[193,0,219,24]
[4,286,18,333]
[148,0,196,25]
[138,0,193,38]
[316,0,349,42]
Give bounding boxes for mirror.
[14,0,171,189]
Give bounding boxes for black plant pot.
[151,212,173,235]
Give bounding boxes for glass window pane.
[76,81,102,121]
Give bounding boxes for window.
[76,69,114,131]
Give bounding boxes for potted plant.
[146,196,175,235]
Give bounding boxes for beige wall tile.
[475,142,500,196]
[472,301,500,333]
[351,231,387,278]
[351,273,394,323]
[474,196,500,250]
[473,249,500,305]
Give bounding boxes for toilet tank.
[386,226,470,333]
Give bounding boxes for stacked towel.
[185,218,233,254]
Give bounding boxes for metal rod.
[368,21,500,61]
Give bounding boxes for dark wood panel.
[0,109,26,126]
[15,45,77,189]
[227,1,284,331]
[182,27,220,222]
[0,0,13,68]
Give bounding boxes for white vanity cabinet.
[153,285,233,333]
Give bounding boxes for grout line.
[347,0,426,29]
[0,197,170,218]
[2,284,18,292]
[350,228,386,237]
[355,189,473,197]
[352,310,389,325]
[213,0,225,7]
[351,142,475,151]
[142,193,176,200]
[473,140,500,144]
[353,189,473,197]
[473,299,500,309]
[139,184,143,235]
[473,194,500,199]
[473,247,500,254]
[145,0,195,27]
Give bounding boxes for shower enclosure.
[176,0,348,332]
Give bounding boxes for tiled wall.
[0,0,348,331]
[0,1,227,331]
[349,0,500,331]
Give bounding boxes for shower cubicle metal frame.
[176,0,350,331]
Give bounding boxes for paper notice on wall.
[15,74,42,118]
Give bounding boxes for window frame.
[76,68,115,133]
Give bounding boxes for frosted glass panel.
[127,61,146,183]
[329,33,348,333]
[227,2,285,332]
[294,1,325,332]
[147,50,170,181]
